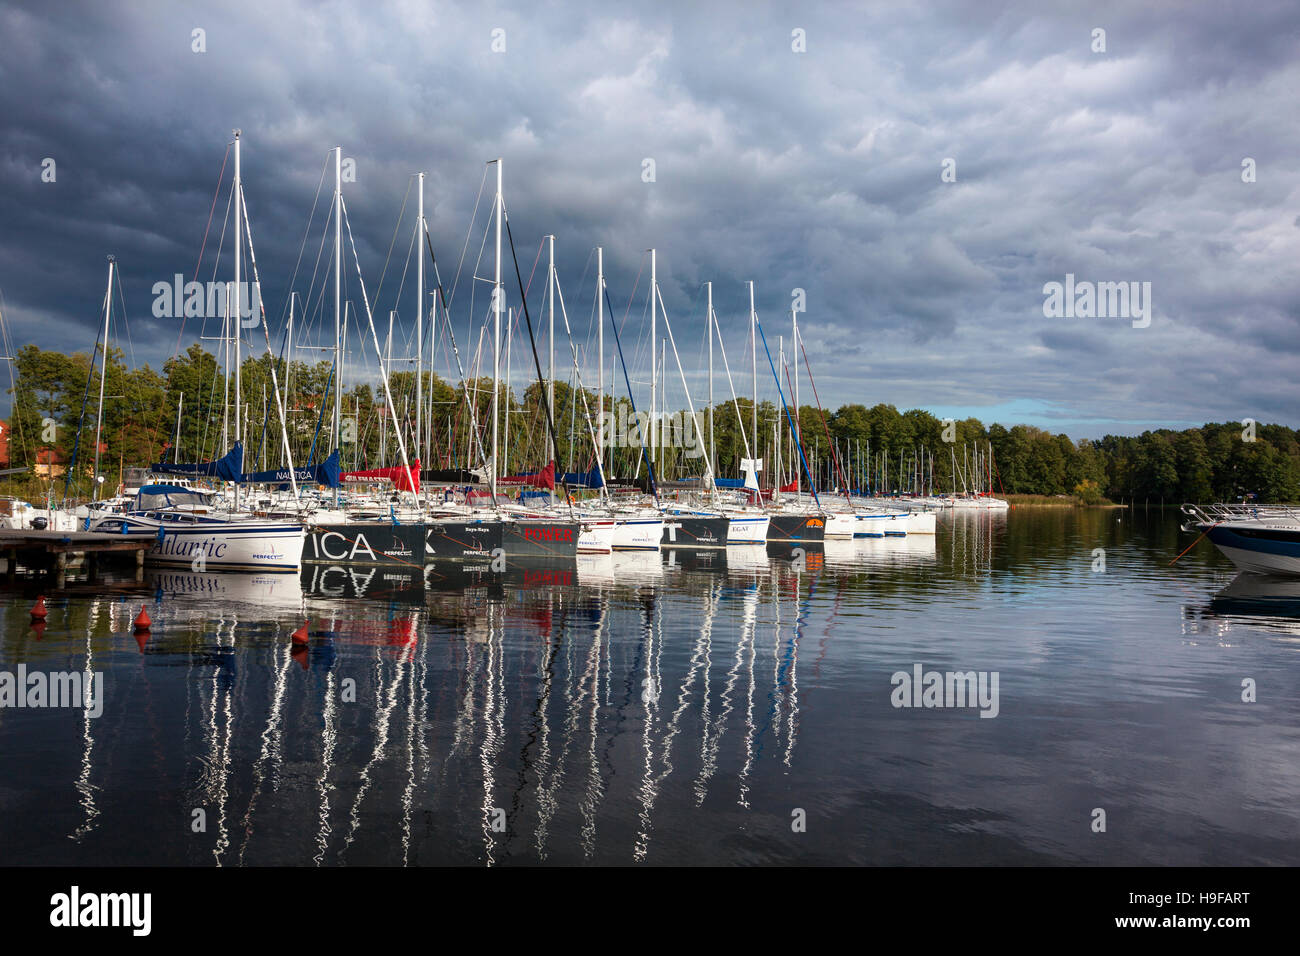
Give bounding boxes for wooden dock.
[0,530,152,586]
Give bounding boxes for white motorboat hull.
[1204,522,1300,576]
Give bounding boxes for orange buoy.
[134,605,151,632]
[291,620,310,644]
[30,596,48,620]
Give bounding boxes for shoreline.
[1003,494,1125,509]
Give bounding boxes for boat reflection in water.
[1186,572,1300,643]
[147,569,306,608]
[5,547,823,866]
[7,510,1297,867]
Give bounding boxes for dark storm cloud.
[1,0,1296,438]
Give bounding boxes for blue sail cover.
[240,449,341,488]
[713,478,746,489]
[560,467,604,489]
[153,441,244,482]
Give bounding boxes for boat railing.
[1181,502,1300,526]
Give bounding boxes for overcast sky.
[1,0,1297,439]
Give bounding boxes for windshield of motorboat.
[135,485,213,511]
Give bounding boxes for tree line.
[5,344,1297,503]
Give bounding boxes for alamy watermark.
[1042,273,1151,328]
[0,665,104,718]
[890,663,999,718]
[598,407,703,458]
[152,275,261,326]
[50,886,150,936]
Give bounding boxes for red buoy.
[134,605,151,632]
[30,596,48,620]
[291,620,310,644]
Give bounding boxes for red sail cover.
[778,479,798,493]
[498,460,555,490]
[341,459,420,492]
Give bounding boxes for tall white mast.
[416,171,424,478]
[749,281,757,480]
[792,307,799,500]
[707,281,714,479]
[596,246,604,470]
[233,130,242,511]
[548,234,557,468]
[492,158,502,501]
[333,145,342,507]
[650,248,657,465]
[92,256,114,499]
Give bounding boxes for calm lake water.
[2,508,1297,866]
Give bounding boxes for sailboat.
[91,132,305,572]
[641,253,768,548]
[421,158,581,560]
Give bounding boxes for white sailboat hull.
[612,517,664,551]
[824,512,857,538]
[904,511,937,535]
[854,512,909,538]
[577,518,617,554]
[91,514,305,572]
[725,514,770,545]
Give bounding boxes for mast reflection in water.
[2,510,1298,866]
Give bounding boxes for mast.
[792,307,799,500]
[547,234,556,468]
[333,145,342,508]
[596,246,604,471]
[707,281,714,480]
[749,281,757,483]
[416,171,424,478]
[491,158,502,501]
[649,248,656,465]
[92,256,114,499]
[233,130,242,512]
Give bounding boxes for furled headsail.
[152,441,244,482]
